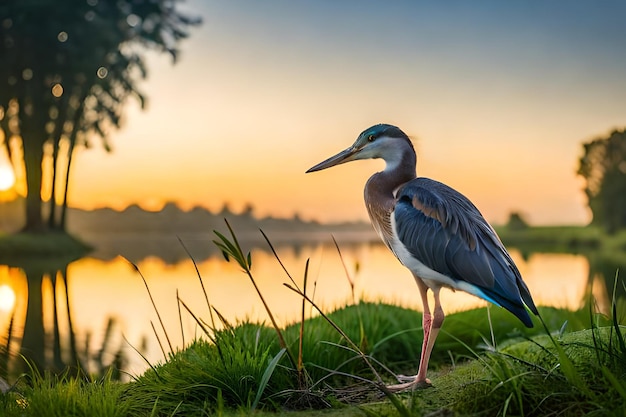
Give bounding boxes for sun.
[0,164,15,191]
[0,284,16,312]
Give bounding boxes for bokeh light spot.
[0,284,15,312]
[0,144,15,191]
[127,14,140,27]
[0,167,14,191]
[97,67,108,79]
[22,68,33,80]
[52,83,64,97]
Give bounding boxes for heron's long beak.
[306,146,359,173]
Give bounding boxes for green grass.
[1,369,129,417]
[437,327,626,416]
[1,222,625,416]
[125,324,294,416]
[1,302,624,416]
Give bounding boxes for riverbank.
[1,301,624,416]
[4,219,626,263]
[496,224,626,253]
[0,231,91,264]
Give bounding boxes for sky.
[52,1,626,224]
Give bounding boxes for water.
[0,231,619,378]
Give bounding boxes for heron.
[306,123,539,390]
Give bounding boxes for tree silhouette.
[505,211,529,230]
[578,129,626,233]
[0,0,200,232]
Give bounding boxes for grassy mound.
[1,304,625,416]
[0,231,91,263]
[433,326,626,416]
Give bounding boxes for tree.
[577,129,626,233]
[505,211,529,231]
[0,0,200,232]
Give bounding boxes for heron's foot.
[386,375,432,392]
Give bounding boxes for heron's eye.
[367,135,375,142]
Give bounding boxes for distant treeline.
[0,198,371,236]
[68,202,372,234]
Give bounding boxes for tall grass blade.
[123,335,161,380]
[486,304,496,349]
[213,230,246,270]
[299,259,308,375]
[502,393,513,417]
[177,236,216,329]
[262,229,310,386]
[176,289,185,347]
[148,397,159,417]
[260,229,298,289]
[537,314,592,398]
[177,297,212,337]
[282,284,376,376]
[332,236,367,349]
[331,235,356,302]
[610,271,625,354]
[441,329,500,380]
[150,321,167,360]
[212,306,233,330]
[251,348,286,411]
[127,258,174,354]
[212,219,296,369]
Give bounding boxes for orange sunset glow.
[9,1,626,225]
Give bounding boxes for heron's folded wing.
[394,178,537,325]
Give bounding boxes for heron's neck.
[364,145,416,245]
[378,143,417,193]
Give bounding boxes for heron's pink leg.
[415,286,444,386]
[388,280,441,391]
[414,281,433,385]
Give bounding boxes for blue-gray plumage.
[306,123,538,390]
[394,178,535,327]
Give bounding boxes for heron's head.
[306,124,414,173]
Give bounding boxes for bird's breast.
[365,201,393,247]
[364,173,405,251]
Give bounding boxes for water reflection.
[0,262,126,381]
[0,233,623,381]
